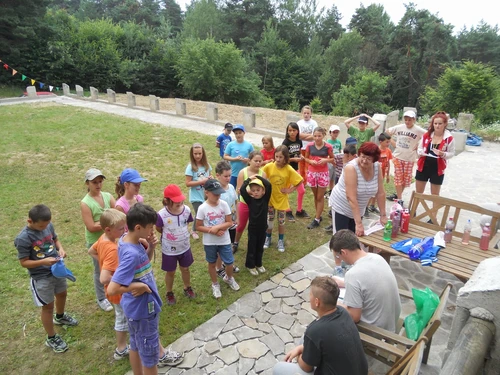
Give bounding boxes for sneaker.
[114,345,130,360]
[257,266,266,273]
[166,292,176,305]
[333,266,345,278]
[212,283,222,299]
[363,209,370,218]
[386,193,398,201]
[286,211,296,222]
[158,346,184,367]
[232,242,239,254]
[191,231,199,240]
[216,267,227,279]
[370,205,380,214]
[45,334,68,353]
[222,262,240,273]
[248,268,259,276]
[324,190,331,199]
[53,313,78,326]
[183,286,196,299]
[277,239,285,252]
[307,219,320,229]
[264,236,271,249]
[97,298,113,312]
[296,209,310,219]
[223,275,240,291]
[325,224,333,232]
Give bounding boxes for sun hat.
[403,110,416,118]
[51,259,76,282]
[84,168,105,182]
[119,168,147,184]
[329,125,340,132]
[163,184,186,202]
[232,124,245,133]
[204,179,225,195]
[358,115,368,123]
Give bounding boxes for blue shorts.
[204,244,234,265]
[128,313,160,368]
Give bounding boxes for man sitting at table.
[330,229,401,332]
[273,276,367,375]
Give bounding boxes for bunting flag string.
[0,57,61,92]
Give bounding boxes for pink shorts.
[393,159,414,187]
[306,171,329,188]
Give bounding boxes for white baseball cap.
[403,110,416,118]
[329,125,340,132]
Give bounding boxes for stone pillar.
[451,131,467,155]
[175,99,186,115]
[372,113,387,143]
[90,87,98,101]
[107,89,116,103]
[403,107,417,116]
[286,114,300,123]
[62,83,70,96]
[206,103,218,121]
[441,307,496,375]
[457,113,474,132]
[149,95,159,111]
[444,257,500,371]
[126,91,136,107]
[385,110,399,130]
[75,85,84,97]
[26,86,37,98]
[243,109,256,128]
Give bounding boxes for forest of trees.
[2,0,500,123]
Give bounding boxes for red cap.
[163,184,186,202]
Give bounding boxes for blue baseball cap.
[51,259,76,282]
[120,168,147,184]
[345,137,358,145]
[232,124,245,133]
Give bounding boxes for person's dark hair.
[29,204,52,222]
[343,144,357,156]
[285,122,301,141]
[311,276,340,308]
[313,127,327,136]
[127,203,157,231]
[329,229,361,253]
[378,132,391,142]
[427,111,448,136]
[215,160,231,175]
[358,142,381,162]
[115,176,125,199]
[274,145,290,164]
[248,150,263,161]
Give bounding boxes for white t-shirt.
[297,119,318,150]
[343,253,401,332]
[386,124,426,161]
[157,205,193,256]
[196,200,231,245]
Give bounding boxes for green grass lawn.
[0,102,335,374]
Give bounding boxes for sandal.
[191,232,199,240]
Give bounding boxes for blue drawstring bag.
[51,259,76,282]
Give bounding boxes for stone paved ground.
[2,96,498,374]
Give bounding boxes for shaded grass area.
[0,103,333,374]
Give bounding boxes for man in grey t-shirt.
[330,229,401,332]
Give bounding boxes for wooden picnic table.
[359,192,500,282]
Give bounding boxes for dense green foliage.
[1,0,500,122]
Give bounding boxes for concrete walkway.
[3,96,499,374]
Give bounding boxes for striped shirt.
[329,159,379,218]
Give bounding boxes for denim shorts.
[128,313,160,368]
[204,244,234,265]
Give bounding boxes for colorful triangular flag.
[12,69,17,76]
[56,87,60,91]
[39,82,45,89]
[31,79,35,85]
[22,74,27,81]
[3,64,8,70]
[49,85,53,92]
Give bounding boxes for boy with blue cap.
[223,124,254,187]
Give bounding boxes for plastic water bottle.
[391,210,401,238]
[409,237,433,260]
[401,209,410,233]
[444,217,455,243]
[480,223,491,251]
[383,220,393,241]
[461,220,472,245]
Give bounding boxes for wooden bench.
[359,192,500,281]
[358,283,452,367]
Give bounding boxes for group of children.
[14,105,396,374]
